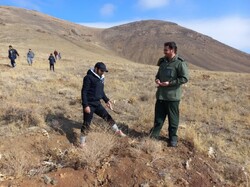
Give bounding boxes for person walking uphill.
[8,45,19,67]
[80,62,126,148]
[54,50,58,60]
[48,53,56,71]
[150,42,189,147]
[27,49,35,66]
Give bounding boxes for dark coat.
[48,55,56,64]
[156,55,189,101]
[81,69,109,108]
[8,49,19,60]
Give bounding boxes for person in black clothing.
[48,53,56,71]
[80,62,126,147]
[8,45,19,67]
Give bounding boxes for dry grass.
[2,105,42,127]
[31,129,119,174]
[0,28,249,186]
[136,137,163,154]
[181,122,205,152]
[1,60,249,185]
[77,131,118,166]
[0,150,33,179]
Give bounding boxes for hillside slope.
[1,6,249,73]
[0,6,249,187]
[0,6,110,61]
[100,20,250,73]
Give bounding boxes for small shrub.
[43,130,118,168]
[2,106,42,127]
[0,150,31,178]
[136,137,162,154]
[183,123,205,152]
[79,131,117,166]
[224,164,247,186]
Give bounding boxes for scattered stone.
[184,158,192,170]
[158,170,167,178]
[41,129,49,138]
[43,175,52,184]
[28,169,39,176]
[0,173,6,182]
[176,178,189,186]
[28,126,41,132]
[51,179,58,185]
[140,182,150,187]
[208,147,216,158]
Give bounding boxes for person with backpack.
[48,53,56,71]
[80,62,126,148]
[8,45,19,67]
[27,49,35,66]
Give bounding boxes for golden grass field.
[0,48,249,186]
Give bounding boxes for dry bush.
[182,122,206,153]
[1,106,43,128]
[136,137,163,154]
[0,150,32,179]
[0,123,24,137]
[42,130,118,168]
[134,102,155,129]
[223,164,249,186]
[79,131,118,166]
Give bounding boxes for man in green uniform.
[150,42,189,147]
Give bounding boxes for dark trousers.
[10,59,16,67]
[50,64,54,71]
[150,100,180,142]
[81,101,115,135]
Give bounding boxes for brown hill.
[0,6,108,61]
[1,6,249,73]
[100,20,250,73]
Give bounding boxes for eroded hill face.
[100,20,250,73]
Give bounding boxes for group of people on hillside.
[80,41,189,148]
[7,42,189,149]
[7,45,61,71]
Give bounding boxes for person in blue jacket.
[8,45,19,67]
[48,53,56,71]
[27,49,35,66]
[80,62,126,147]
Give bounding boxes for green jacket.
[156,55,189,101]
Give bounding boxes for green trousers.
[150,100,180,142]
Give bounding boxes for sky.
[1,0,250,53]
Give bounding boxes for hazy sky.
[1,0,250,53]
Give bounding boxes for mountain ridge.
[100,19,250,72]
[0,6,249,72]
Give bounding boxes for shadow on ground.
[0,63,12,69]
[45,113,172,146]
[46,113,82,145]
